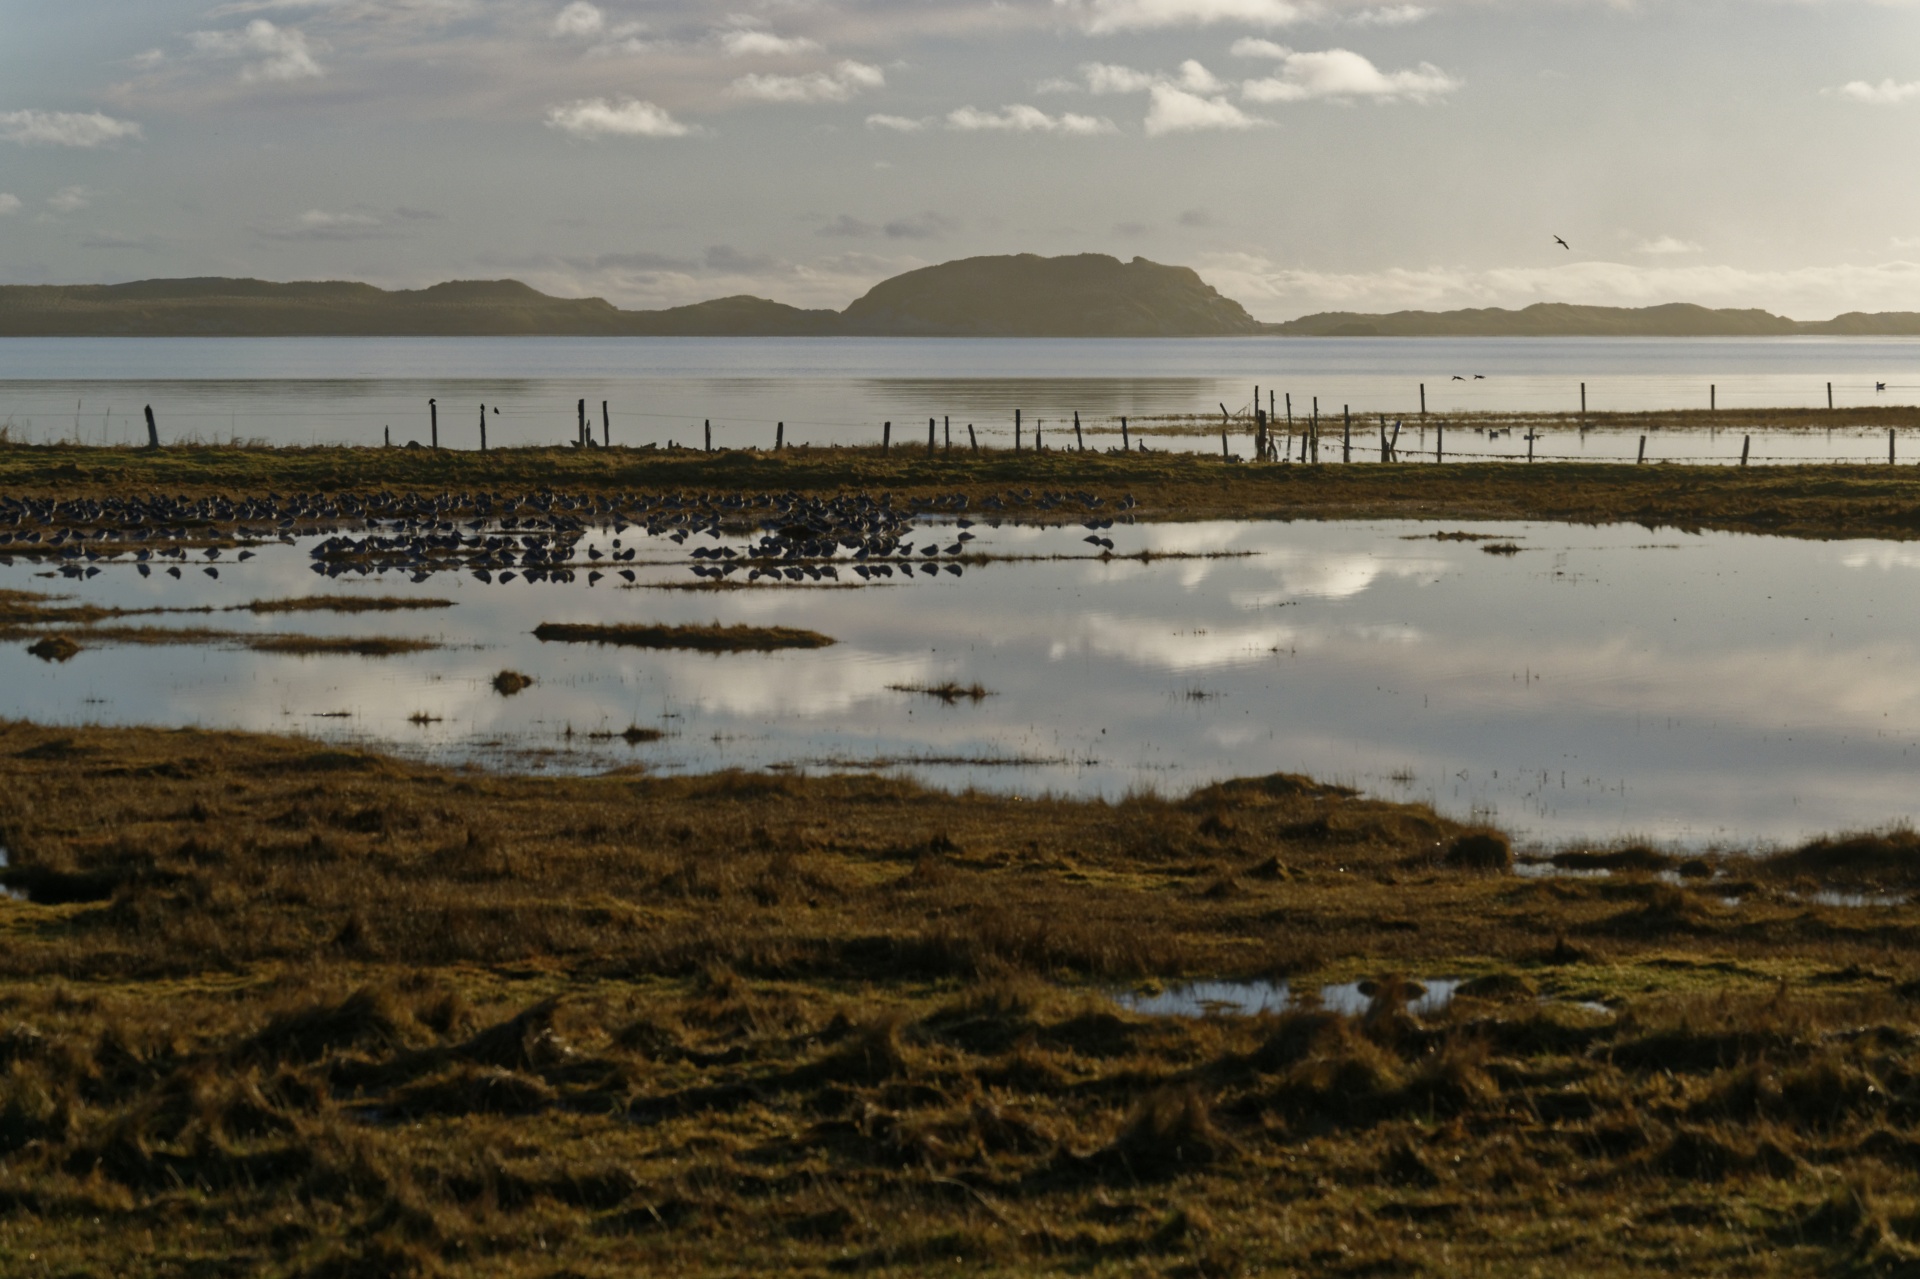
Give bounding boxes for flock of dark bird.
[0,487,1136,588]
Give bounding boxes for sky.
[3,0,1920,320]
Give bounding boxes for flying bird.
[1553,236,1571,250]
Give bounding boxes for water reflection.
[6,517,1920,846]
[1114,979,1463,1018]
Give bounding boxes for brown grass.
[7,437,1920,540]
[534,621,836,651]
[0,720,1918,1276]
[889,681,994,703]
[242,595,455,614]
[245,634,437,656]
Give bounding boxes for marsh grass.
[889,681,993,703]
[0,721,1918,1275]
[7,437,1920,541]
[533,621,835,652]
[242,595,455,614]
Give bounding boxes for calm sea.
[2,335,1918,456]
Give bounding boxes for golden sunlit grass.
[0,721,1918,1275]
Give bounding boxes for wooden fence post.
[1121,416,1129,451]
[1637,435,1647,464]
[777,421,784,450]
[705,420,711,452]
[1342,406,1351,464]
[1074,411,1083,452]
[1014,409,1021,451]
[144,405,159,449]
[429,398,438,450]
[945,415,951,454]
[928,418,936,458]
[577,399,586,448]
[602,401,610,447]
[968,424,978,453]
[480,405,487,452]
[883,421,890,453]
[1420,383,1426,416]
[1740,435,1749,466]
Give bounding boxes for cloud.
[719,30,824,57]
[1060,0,1307,34]
[81,234,161,251]
[946,104,1116,133]
[260,209,393,241]
[1635,236,1702,255]
[865,113,926,131]
[704,244,778,272]
[1179,207,1213,226]
[1831,79,1920,105]
[1144,84,1262,134]
[545,96,690,137]
[818,211,958,238]
[0,194,17,215]
[730,61,883,103]
[551,1,603,36]
[1083,63,1159,94]
[47,186,91,213]
[0,110,142,148]
[1350,4,1428,25]
[189,19,324,82]
[1236,43,1459,103]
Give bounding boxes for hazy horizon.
[6,1,1920,323]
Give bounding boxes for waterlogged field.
[6,508,1920,845]
[6,448,1920,1276]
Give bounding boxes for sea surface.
[8,515,1920,850]
[3,335,1920,460]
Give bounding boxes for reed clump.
[533,621,835,651]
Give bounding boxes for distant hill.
[1268,301,1920,337]
[839,254,1260,336]
[4,259,1919,337]
[0,254,1259,338]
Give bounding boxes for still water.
[3,336,1920,457]
[6,516,1919,849]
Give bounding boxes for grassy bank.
[7,437,1920,540]
[1,721,1919,1275]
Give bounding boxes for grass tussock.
[889,681,993,703]
[26,635,80,663]
[244,634,438,657]
[533,621,835,652]
[242,595,455,614]
[491,670,533,696]
[0,721,1915,1274]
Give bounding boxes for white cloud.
[1350,4,1428,25]
[0,195,19,216]
[1081,59,1226,94]
[1831,79,1920,105]
[1238,45,1459,103]
[866,113,926,131]
[545,96,691,137]
[47,186,91,213]
[1144,85,1263,134]
[1060,0,1307,34]
[0,110,142,148]
[189,20,324,82]
[730,61,884,103]
[1635,236,1702,255]
[1083,62,1159,94]
[719,30,824,57]
[551,1,603,36]
[946,104,1116,133]
[261,208,395,240]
